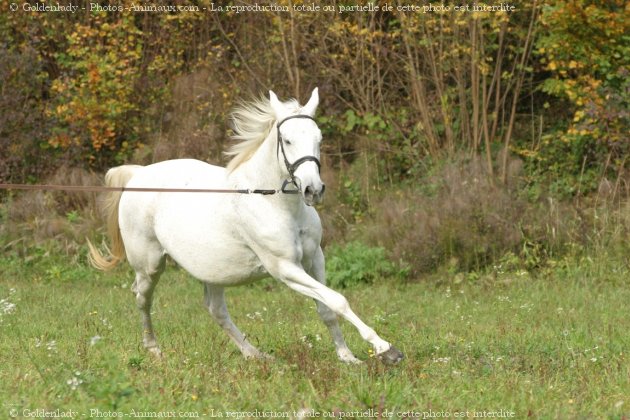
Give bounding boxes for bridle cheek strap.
[276,114,321,192]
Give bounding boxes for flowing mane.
[226,95,300,172]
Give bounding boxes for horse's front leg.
[278,259,404,365]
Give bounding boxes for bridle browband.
[276,114,321,194]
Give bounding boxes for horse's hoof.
[244,351,274,361]
[340,354,363,365]
[337,349,363,364]
[147,346,163,358]
[377,346,404,365]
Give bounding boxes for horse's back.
[118,158,227,245]
[118,158,227,230]
[127,159,226,189]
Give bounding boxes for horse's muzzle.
[304,183,325,206]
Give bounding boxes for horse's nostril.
[305,186,314,197]
[321,184,326,195]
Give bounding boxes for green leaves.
[326,241,408,288]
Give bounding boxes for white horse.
[89,88,404,365]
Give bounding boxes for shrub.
[362,155,576,275]
[325,241,407,289]
[0,47,50,184]
[529,0,630,195]
[2,167,101,257]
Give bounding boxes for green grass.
[0,254,629,419]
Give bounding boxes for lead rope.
[0,183,282,195]
[0,116,322,196]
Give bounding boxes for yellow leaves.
[478,61,492,76]
[56,104,68,115]
[46,16,147,160]
[455,16,467,26]
[48,133,73,149]
[513,148,539,159]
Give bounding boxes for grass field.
[1,252,629,419]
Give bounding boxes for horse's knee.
[208,303,230,326]
[325,292,350,317]
[204,289,230,326]
[133,275,157,310]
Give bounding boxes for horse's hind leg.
[203,284,270,360]
[310,248,361,364]
[127,240,166,357]
[132,271,163,356]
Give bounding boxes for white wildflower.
[246,311,263,321]
[101,317,112,330]
[300,335,313,348]
[67,375,83,390]
[373,314,386,323]
[0,298,16,315]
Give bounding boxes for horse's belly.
[168,237,268,286]
[153,195,268,286]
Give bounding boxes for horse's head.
[270,88,325,206]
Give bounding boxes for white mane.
[226,95,300,172]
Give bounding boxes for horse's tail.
[88,165,142,271]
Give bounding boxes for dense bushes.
[327,154,628,277]
[3,2,626,181]
[0,47,50,183]
[523,0,630,197]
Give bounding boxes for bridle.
[276,114,321,194]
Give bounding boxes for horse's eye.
[284,139,292,145]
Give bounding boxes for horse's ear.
[302,87,319,117]
[269,90,287,120]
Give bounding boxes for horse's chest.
[298,226,315,247]
[296,225,318,263]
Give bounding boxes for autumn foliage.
[0,1,627,188]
